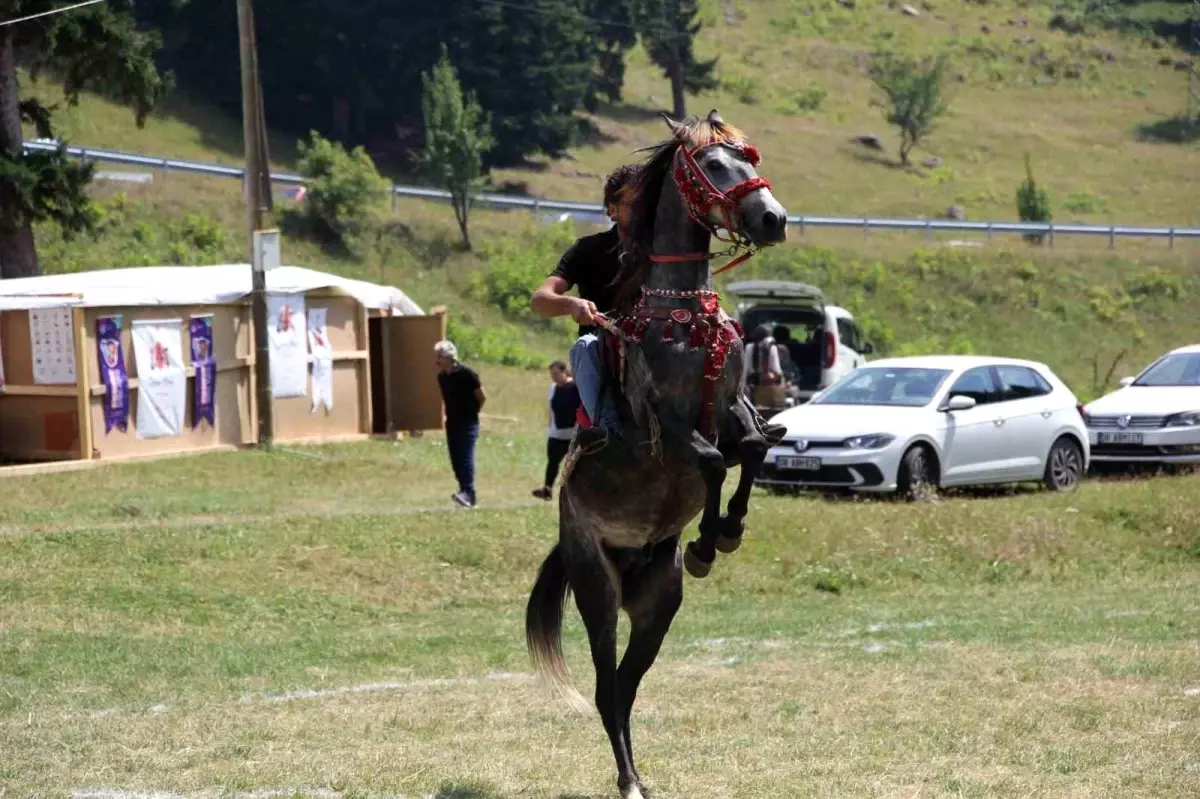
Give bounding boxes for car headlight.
[842,433,895,449]
[1164,411,1200,427]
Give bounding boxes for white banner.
[307,307,334,413]
[29,307,76,385]
[131,318,187,439]
[268,294,308,398]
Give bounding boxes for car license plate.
[1097,432,1143,445]
[777,455,821,471]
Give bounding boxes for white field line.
[86,671,536,719]
[81,626,953,720]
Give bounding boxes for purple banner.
[190,315,216,429]
[96,316,129,434]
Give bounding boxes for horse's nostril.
[763,211,783,233]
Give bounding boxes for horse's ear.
[706,109,724,125]
[660,112,684,137]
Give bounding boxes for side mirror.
[1117,376,1135,388]
[861,342,875,355]
[942,394,977,412]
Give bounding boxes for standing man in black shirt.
[435,339,486,508]
[530,164,640,452]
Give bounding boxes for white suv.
[727,280,871,404]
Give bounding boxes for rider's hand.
[568,297,599,326]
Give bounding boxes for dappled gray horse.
[526,110,789,799]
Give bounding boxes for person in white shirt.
[742,324,782,397]
[533,360,580,500]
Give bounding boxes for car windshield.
[1133,353,1200,387]
[813,367,952,407]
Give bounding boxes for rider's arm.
[531,275,598,326]
[530,276,577,318]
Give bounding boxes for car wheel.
[897,445,936,502]
[1044,437,1083,492]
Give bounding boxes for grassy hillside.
[15,0,1200,396]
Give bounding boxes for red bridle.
[649,139,772,275]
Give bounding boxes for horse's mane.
[611,115,748,308]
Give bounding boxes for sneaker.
[532,487,552,501]
[452,491,475,508]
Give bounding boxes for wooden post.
[72,307,94,461]
[357,303,372,434]
[237,0,273,449]
[380,311,395,434]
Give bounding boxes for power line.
[0,0,106,28]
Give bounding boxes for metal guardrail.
[23,139,1200,248]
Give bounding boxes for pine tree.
[418,46,493,251]
[0,0,170,278]
[640,0,717,119]
[581,0,639,110]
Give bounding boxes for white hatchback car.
[1082,344,1200,467]
[758,355,1090,498]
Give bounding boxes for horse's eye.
[707,160,727,173]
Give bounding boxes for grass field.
[1,364,1198,798]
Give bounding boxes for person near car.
[435,340,486,508]
[533,360,580,500]
[743,324,783,394]
[772,324,803,383]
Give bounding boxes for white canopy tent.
[0,264,423,315]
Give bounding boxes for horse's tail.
[525,544,590,713]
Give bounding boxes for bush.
[1016,153,1052,244]
[787,85,827,114]
[467,219,578,336]
[445,316,545,370]
[287,131,390,249]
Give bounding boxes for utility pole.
[237,0,274,448]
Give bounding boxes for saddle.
[576,287,743,443]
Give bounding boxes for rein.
[647,140,771,276]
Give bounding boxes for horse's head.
[663,109,788,247]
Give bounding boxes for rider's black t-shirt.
[550,225,623,336]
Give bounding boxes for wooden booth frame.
[0,292,446,469]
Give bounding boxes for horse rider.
[531,164,787,455]
[530,164,640,454]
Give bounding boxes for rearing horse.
[525,110,788,799]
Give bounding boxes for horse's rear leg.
[618,537,684,795]
[563,537,642,799]
[714,397,771,554]
[682,430,727,579]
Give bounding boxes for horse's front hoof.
[715,534,743,554]
[683,544,713,578]
[620,775,650,799]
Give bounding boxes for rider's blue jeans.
[570,333,621,432]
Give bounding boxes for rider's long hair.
[610,114,748,309]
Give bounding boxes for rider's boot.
[577,422,623,455]
[744,395,787,445]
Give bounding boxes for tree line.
[0,0,715,278]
